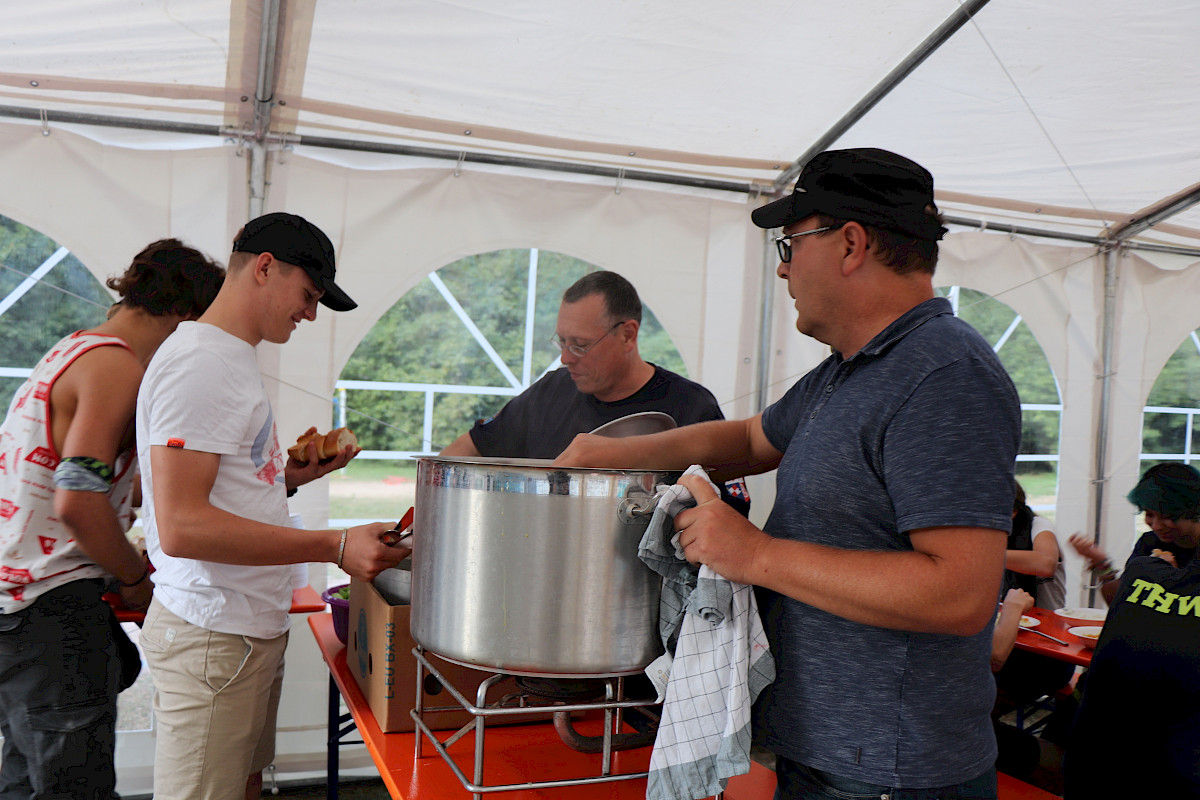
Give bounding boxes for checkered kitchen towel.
[638,465,775,800]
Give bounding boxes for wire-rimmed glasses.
[774,222,845,263]
[550,322,624,358]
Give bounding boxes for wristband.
[286,487,298,498]
[118,565,150,588]
[336,529,348,570]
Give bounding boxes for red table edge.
[109,584,325,624]
[308,613,410,800]
[306,613,779,800]
[1011,606,1094,668]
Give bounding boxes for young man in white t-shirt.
[136,213,408,800]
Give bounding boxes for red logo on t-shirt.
[0,565,33,585]
[38,536,56,555]
[24,447,58,471]
[0,451,7,474]
[0,498,17,521]
[166,437,186,448]
[257,460,280,486]
[33,381,51,402]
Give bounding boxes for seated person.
[991,589,1044,779]
[1070,462,1200,605]
[1064,521,1200,796]
[440,270,749,514]
[994,481,1075,711]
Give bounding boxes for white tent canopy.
[3,0,1200,792]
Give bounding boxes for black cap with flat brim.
[752,148,946,242]
[233,212,357,311]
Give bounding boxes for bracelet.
[336,529,348,570]
[118,565,150,588]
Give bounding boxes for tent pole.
[248,0,282,218]
[754,229,778,413]
[1088,243,1120,605]
[774,0,994,192]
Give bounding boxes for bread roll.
[319,427,358,460]
[288,428,357,463]
[287,431,322,462]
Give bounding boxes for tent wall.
[4,123,1200,789]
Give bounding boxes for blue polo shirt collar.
[842,296,953,362]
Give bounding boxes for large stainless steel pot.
[410,456,675,677]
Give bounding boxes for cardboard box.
[346,576,540,733]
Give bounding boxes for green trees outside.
[0,216,110,405]
[337,249,684,453]
[1142,334,1200,470]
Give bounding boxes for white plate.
[1018,615,1040,628]
[1067,625,1103,648]
[1055,607,1107,625]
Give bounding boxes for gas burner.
[514,676,608,702]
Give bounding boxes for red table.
[1011,606,1094,668]
[107,585,326,624]
[308,613,779,800]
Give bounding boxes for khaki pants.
[141,599,287,800]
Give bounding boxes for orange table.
[1011,606,1094,668]
[308,613,656,800]
[309,614,777,800]
[107,585,326,624]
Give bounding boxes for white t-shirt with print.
[137,321,293,638]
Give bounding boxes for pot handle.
[617,487,671,524]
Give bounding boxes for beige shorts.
[140,598,288,800]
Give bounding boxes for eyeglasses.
[774,223,845,263]
[550,322,623,358]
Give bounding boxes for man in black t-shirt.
[439,270,749,512]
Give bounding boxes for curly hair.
[105,239,224,317]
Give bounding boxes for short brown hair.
[562,271,642,324]
[817,214,941,275]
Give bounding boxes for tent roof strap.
[774,0,994,192]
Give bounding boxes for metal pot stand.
[410,646,658,799]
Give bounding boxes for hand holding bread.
[288,427,358,464]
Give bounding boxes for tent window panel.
[330,248,688,533]
[1142,328,1200,464]
[0,214,110,409]
[1142,411,1188,457]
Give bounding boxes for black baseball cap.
[752,148,946,241]
[232,212,357,311]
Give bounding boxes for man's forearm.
[744,531,1006,636]
[57,491,148,586]
[156,501,341,566]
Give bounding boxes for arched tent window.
[327,248,683,527]
[1140,329,1200,470]
[0,215,110,406]
[937,286,1062,520]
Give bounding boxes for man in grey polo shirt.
[557,148,1020,798]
